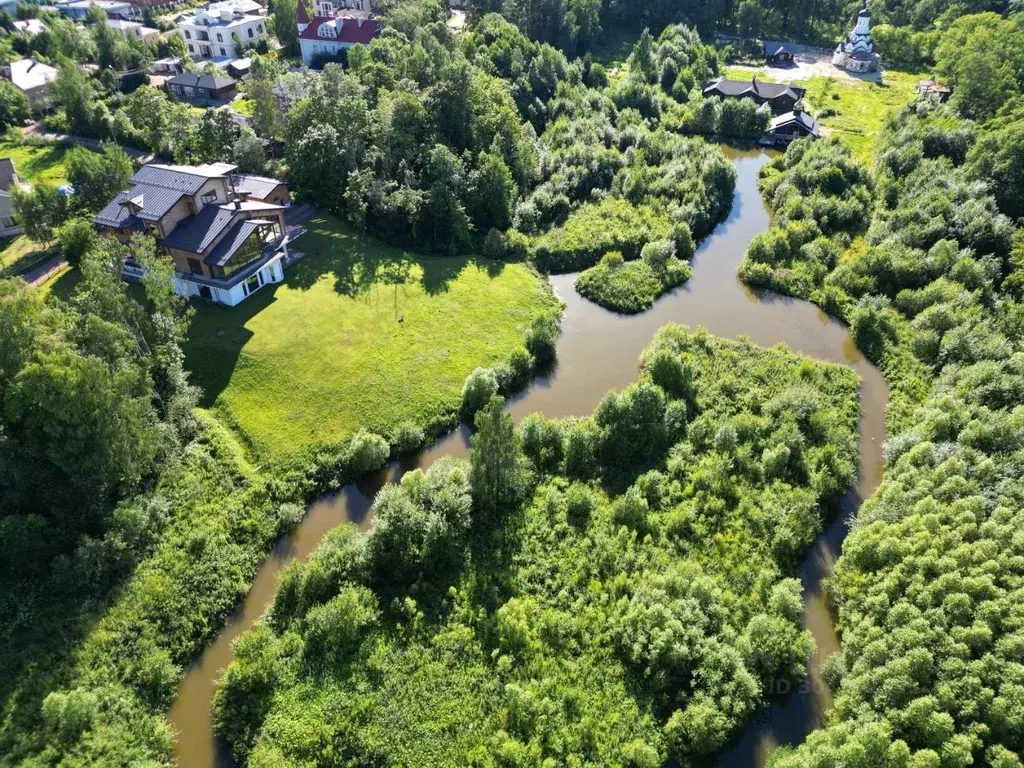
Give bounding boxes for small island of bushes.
[575,238,693,313]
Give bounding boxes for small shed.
[227,58,252,80]
[764,42,794,66]
[916,80,952,103]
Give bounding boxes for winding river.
[170,146,889,768]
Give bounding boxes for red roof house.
[297,0,380,67]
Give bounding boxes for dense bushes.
[215,326,860,766]
[575,243,692,313]
[742,98,1024,768]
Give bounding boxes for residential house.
[12,18,46,36]
[151,56,184,74]
[765,109,820,146]
[232,173,290,206]
[107,18,161,43]
[701,77,805,114]
[2,58,58,110]
[314,0,377,15]
[179,0,268,61]
[0,159,23,238]
[763,42,794,66]
[297,0,381,68]
[916,80,952,103]
[166,71,238,102]
[56,0,133,19]
[94,162,293,306]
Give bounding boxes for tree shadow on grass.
[284,215,504,298]
[182,288,268,408]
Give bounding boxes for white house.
[178,0,268,61]
[2,58,58,109]
[0,159,24,239]
[297,0,381,67]
[12,18,46,36]
[107,18,161,43]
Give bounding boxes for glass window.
[201,190,218,203]
[220,229,266,278]
[221,47,226,55]
[216,32,222,41]
[187,257,204,275]
[257,24,263,32]
[247,28,253,37]
[185,29,191,38]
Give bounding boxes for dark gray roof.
[0,158,18,192]
[231,173,282,200]
[770,110,820,135]
[160,204,236,254]
[132,164,211,195]
[702,78,805,102]
[764,42,791,55]
[95,191,141,229]
[204,219,261,266]
[168,72,237,91]
[127,183,186,222]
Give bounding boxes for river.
[169,146,889,768]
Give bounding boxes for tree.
[51,57,100,136]
[0,78,29,128]
[12,183,69,245]
[189,108,242,164]
[232,131,266,173]
[244,56,279,138]
[469,395,526,528]
[469,149,516,232]
[420,144,472,254]
[56,218,98,265]
[65,145,133,215]
[271,0,302,57]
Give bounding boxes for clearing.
[184,214,559,461]
[0,138,69,185]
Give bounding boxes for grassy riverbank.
[184,215,560,461]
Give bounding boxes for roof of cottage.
[702,78,805,102]
[231,173,283,199]
[298,15,381,44]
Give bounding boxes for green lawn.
[801,69,927,164]
[184,215,559,461]
[0,236,55,277]
[0,139,69,185]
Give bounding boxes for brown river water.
[169,146,889,767]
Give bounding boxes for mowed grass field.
[802,69,927,163]
[184,215,559,461]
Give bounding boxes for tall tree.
[65,145,133,215]
[469,395,526,528]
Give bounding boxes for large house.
[94,163,293,306]
[0,159,23,238]
[297,0,381,67]
[55,0,132,19]
[701,77,805,114]
[179,0,268,61]
[3,58,58,109]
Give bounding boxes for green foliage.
[55,217,97,265]
[575,239,692,313]
[215,327,860,766]
[65,144,133,215]
[11,181,68,244]
[743,80,1024,768]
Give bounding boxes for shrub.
[392,422,425,456]
[461,368,499,421]
[345,430,389,474]
[57,218,98,265]
[276,503,304,533]
[641,239,675,273]
[564,482,594,527]
[525,316,558,369]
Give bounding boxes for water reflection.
[170,148,888,768]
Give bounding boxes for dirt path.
[24,254,68,286]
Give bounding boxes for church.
[832,3,879,73]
